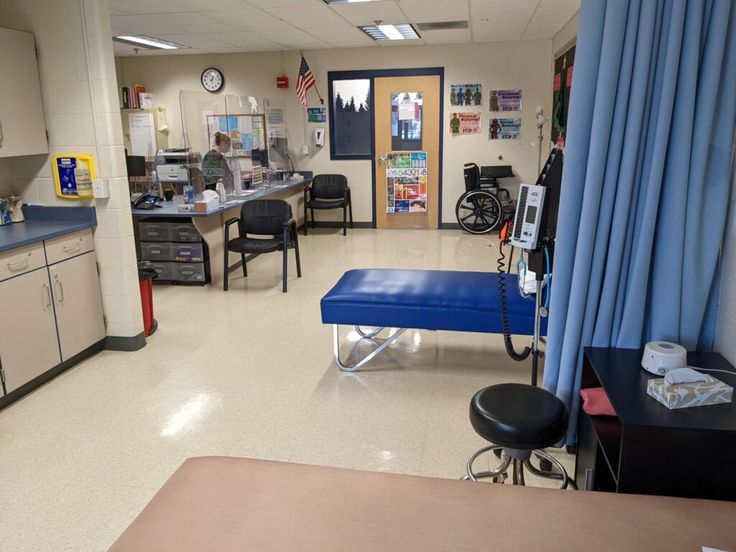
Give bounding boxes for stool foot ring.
[333,324,407,372]
[465,445,574,489]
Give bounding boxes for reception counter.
[132,177,311,286]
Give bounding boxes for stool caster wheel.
[492,473,507,484]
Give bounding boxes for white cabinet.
[0,267,61,393]
[49,251,106,361]
[0,229,106,396]
[0,27,48,158]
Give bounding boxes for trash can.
[138,261,158,337]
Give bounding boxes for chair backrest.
[312,174,348,199]
[463,163,480,193]
[240,199,292,236]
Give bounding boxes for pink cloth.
[580,387,616,416]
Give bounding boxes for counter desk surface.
[131,179,311,219]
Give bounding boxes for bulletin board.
[206,114,265,157]
[386,151,428,213]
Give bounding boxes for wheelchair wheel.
[455,190,502,234]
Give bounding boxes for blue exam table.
[321,269,544,371]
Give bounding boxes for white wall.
[552,11,579,58]
[715,165,736,364]
[116,40,553,224]
[0,0,144,341]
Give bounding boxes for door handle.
[62,242,82,255]
[55,279,64,303]
[42,283,52,309]
[6,256,30,272]
[377,155,387,164]
[0,120,4,148]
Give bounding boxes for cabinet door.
[0,28,48,157]
[49,252,106,361]
[0,268,60,393]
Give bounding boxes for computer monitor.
[126,155,146,177]
[251,148,269,168]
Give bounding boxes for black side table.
[576,347,736,500]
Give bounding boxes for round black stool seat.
[469,383,567,450]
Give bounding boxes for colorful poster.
[489,118,522,140]
[489,89,523,112]
[552,43,575,147]
[450,84,482,106]
[386,151,428,213]
[450,112,481,135]
[307,107,326,123]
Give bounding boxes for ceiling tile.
[207,8,294,30]
[303,26,368,42]
[245,0,314,7]
[263,4,347,28]
[469,0,538,19]
[397,0,469,24]
[421,28,471,44]
[168,0,252,10]
[329,1,407,26]
[471,21,524,42]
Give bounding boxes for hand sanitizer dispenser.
[314,128,325,148]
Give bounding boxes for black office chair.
[224,199,301,293]
[303,174,353,236]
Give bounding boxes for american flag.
[296,55,315,108]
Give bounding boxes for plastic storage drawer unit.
[138,222,172,242]
[174,263,206,282]
[172,243,204,262]
[169,223,201,242]
[148,261,175,281]
[140,242,173,262]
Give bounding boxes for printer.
[155,149,202,184]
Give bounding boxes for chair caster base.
[463,445,575,489]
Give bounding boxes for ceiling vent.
[415,21,468,31]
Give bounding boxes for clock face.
[201,67,224,92]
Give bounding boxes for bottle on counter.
[216,180,227,202]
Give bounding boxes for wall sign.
[386,152,427,213]
[307,107,327,123]
[450,83,482,106]
[450,112,481,135]
[489,89,523,112]
[489,118,522,140]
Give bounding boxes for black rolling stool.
[463,383,575,489]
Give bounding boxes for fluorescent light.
[114,35,184,50]
[378,24,404,40]
[323,0,378,3]
[359,24,420,41]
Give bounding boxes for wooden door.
[374,75,440,229]
[0,269,60,393]
[49,252,106,361]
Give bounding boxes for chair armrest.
[283,217,296,229]
[224,217,240,243]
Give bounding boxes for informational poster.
[128,112,156,157]
[489,89,523,112]
[489,118,522,140]
[307,107,326,123]
[386,151,427,213]
[553,43,575,147]
[267,107,287,138]
[449,112,481,135]
[398,101,418,121]
[450,83,482,106]
[206,114,264,155]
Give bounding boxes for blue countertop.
[0,206,97,254]
[131,179,311,219]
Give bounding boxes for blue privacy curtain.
[543,0,736,444]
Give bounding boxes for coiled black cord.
[497,242,532,361]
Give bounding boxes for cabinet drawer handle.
[62,243,82,255]
[55,279,64,303]
[6,257,30,271]
[42,283,52,308]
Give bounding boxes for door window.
[391,92,423,150]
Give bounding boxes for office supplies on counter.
[7,196,24,222]
[194,190,219,213]
[641,341,687,375]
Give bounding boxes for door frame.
[327,67,445,228]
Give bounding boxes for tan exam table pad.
[109,456,736,551]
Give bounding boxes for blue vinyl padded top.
[321,269,545,336]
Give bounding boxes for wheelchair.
[455,163,516,235]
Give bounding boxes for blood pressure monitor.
[510,184,546,250]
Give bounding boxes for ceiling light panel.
[114,35,188,49]
[360,23,420,41]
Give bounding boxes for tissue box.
[194,200,219,213]
[647,374,733,409]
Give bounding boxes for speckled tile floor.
[0,228,573,551]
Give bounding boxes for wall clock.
[201,67,224,93]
